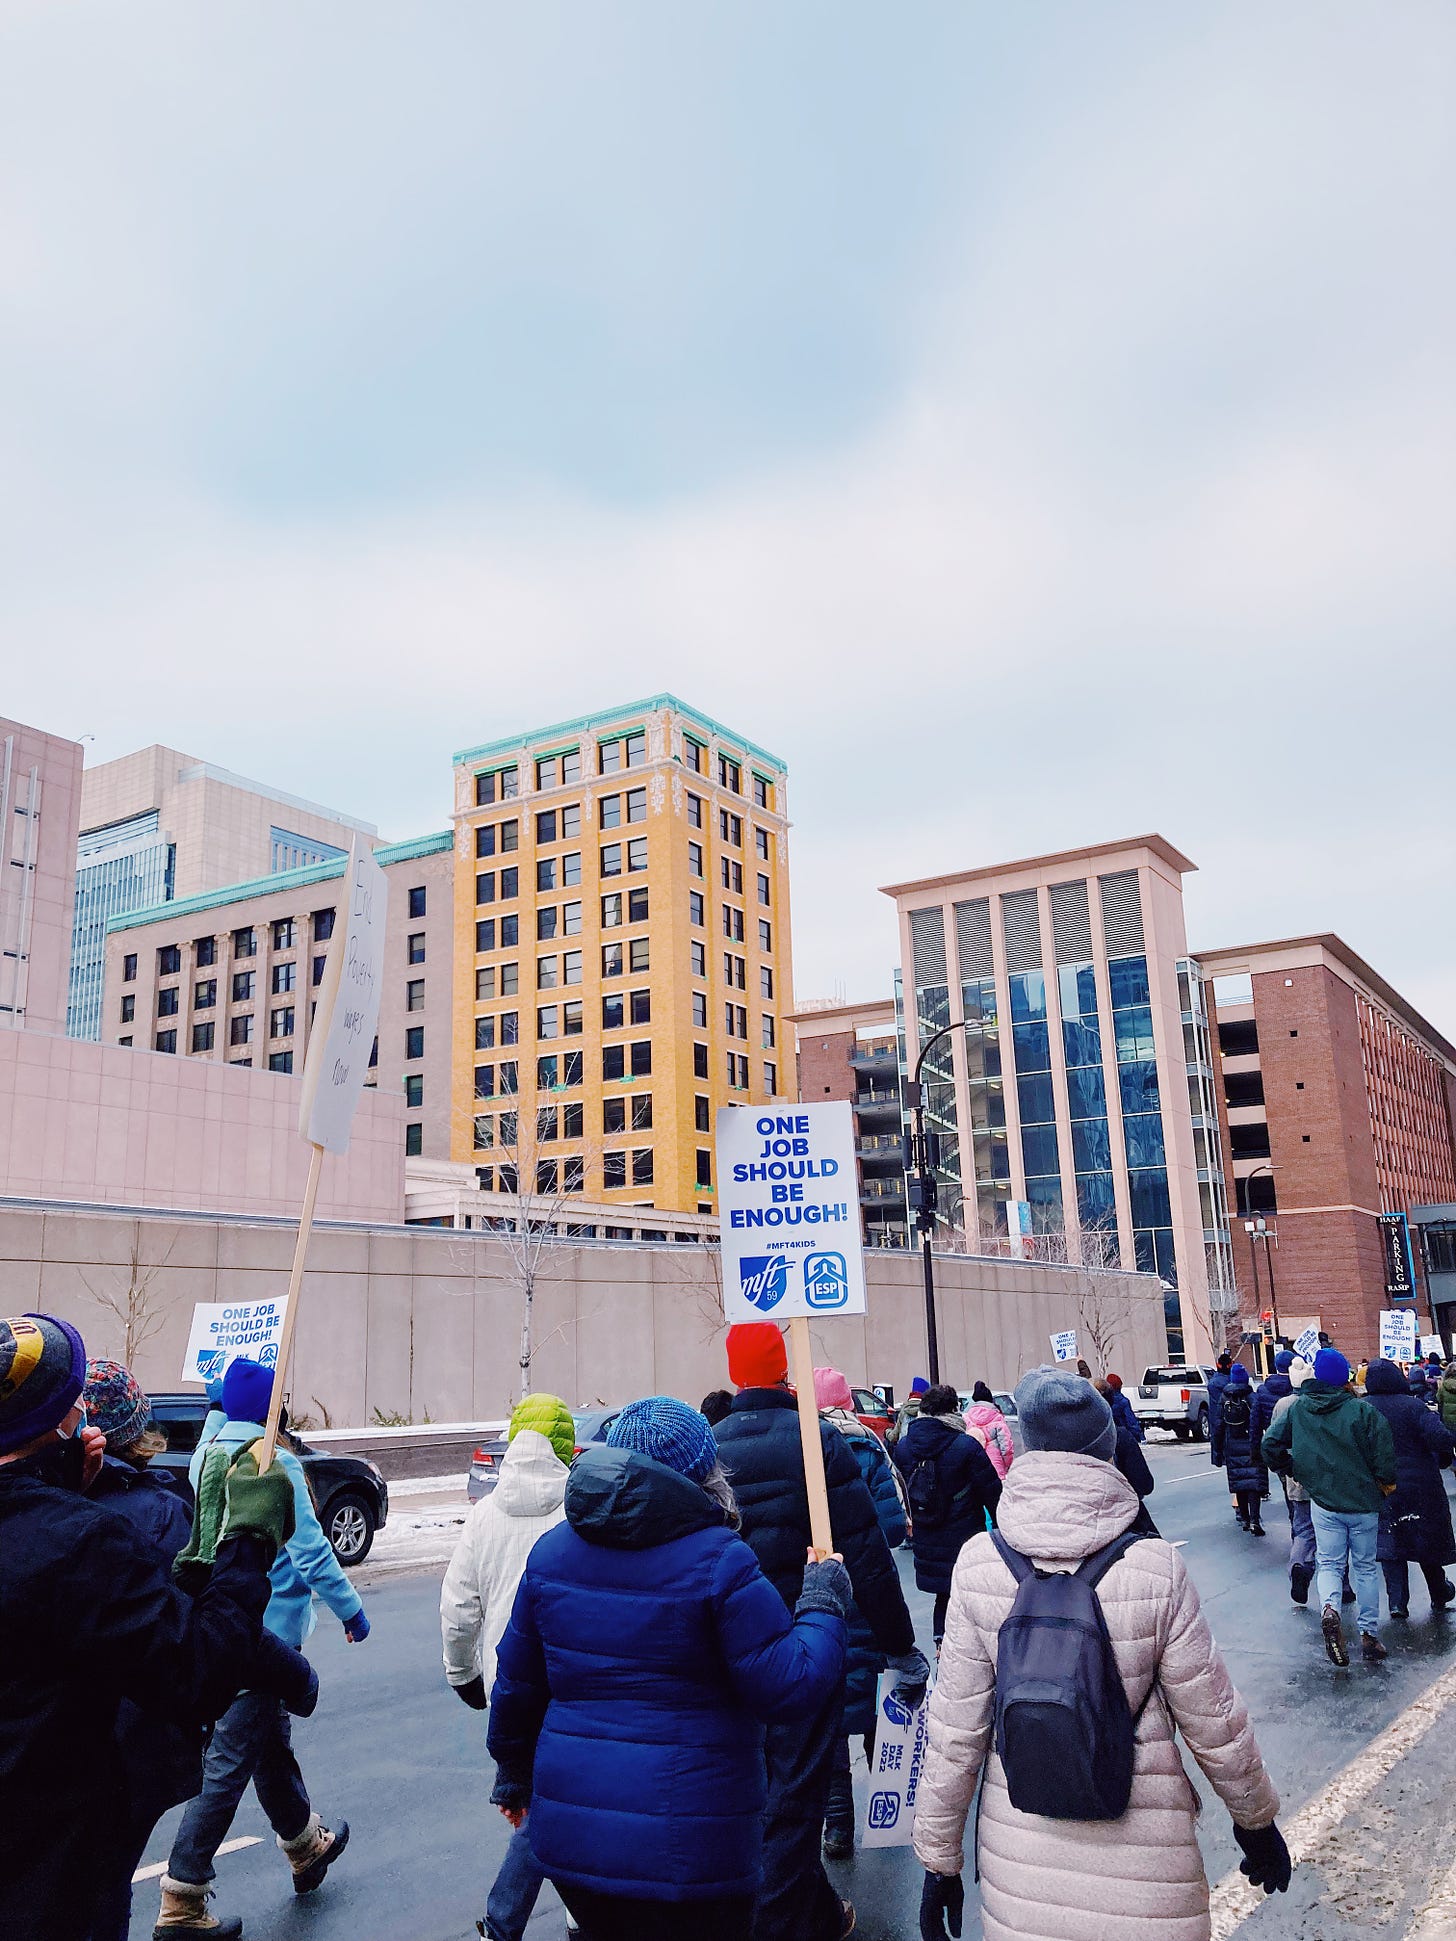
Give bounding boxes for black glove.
[919,1870,965,1939]
[886,1646,930,1711]
[453,1674,488,1712]
[1234,1821,1292,1895]
[489,1763,531,1811]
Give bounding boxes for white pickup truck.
[1132,1364,1217,1440]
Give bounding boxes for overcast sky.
[4,4,1452,1026]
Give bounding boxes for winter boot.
[279,1813,350,1895]
[839,1900,857,1937]
[1250,1517,1266,1536]
[1290,1563,1313,1604]
[153,1876,243,1938]
[1322,1603,1349,1667]
[1360,1632,1388,1662]
[823,1826,854,1860]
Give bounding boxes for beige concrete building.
[71,745,374,1039]
[101,832,455,1164]
[1,716,83,1037]
[883,836,1239,1360]
[8,1198,1167,1425]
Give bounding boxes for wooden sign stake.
[788,1315,834,1559]
[257,1141,324,1472]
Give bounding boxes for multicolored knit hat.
[607,1396,718,1483]
[83,1359,152,1452]
[509,1392,576,1467]
[0,1314,86,1454]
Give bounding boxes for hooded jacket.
[1439,1368,1456,1433]
[714,1385,915,1657]
[913,1453,1279,1941]
[0,1449,278,1941]
[1211,1374,1266,1497]
[1361,1360,1456,1566]
[192,1416,361,1647]
[1261,1381,1396,1514]
[487,1445,844,1902]
[963,1403,1015,1481]
[441,1428,569,1694]
[894,1409,1003,1595]
[1250,1371,1293,1449]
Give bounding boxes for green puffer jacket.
[1438,1372,1456,1434]
[1261,1381,1396,1514]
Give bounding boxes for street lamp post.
[1243,1163,1281,1354]
[902,1020,961,1387]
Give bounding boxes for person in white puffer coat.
[914,1366,1290,1941]
[441,1392,576,1941]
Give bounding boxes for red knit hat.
[727,1322,788,1389]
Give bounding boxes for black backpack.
[990,1531,1148,1820]
[906,1455,946,1528]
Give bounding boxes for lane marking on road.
[1209,1658,1456,1939]
[1160,1468,1222,1485]
[133,1836,261,1883]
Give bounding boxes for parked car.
[1132,1365,1215,1440]
[849,1387,892,1441]
[147,1392,390,1565]
[467,1405,622,1502]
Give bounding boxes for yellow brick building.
[450,696,793,1218]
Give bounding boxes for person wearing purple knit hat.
[0,1314,303,1941]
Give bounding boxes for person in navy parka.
[487,1396,849,1941]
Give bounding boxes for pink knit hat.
[813,1366,854,1412]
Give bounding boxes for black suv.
[147,1393,390,1566]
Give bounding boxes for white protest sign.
[298,837,388,1155]
[1051,1329,1079,1363]
[181,1300,286,1386]
[862,1671,935,1847]
[1422,1334,1444,1359]
[1379,1309,1418,1362]
[716,1103,866,1322]
[1292,1325,1321,1363]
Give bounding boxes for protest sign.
[715,1103,866,1322]
[181,1300,286,1386]
[1292,1324,1321,1363]
[1379,1309,1418,1362]
[260,836,388,1471]
[1421,1334,1444,1359]
[862,1671,935,1848]
[1050,1329,1079,1363]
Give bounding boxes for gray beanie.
[1014,1365,1117,1462]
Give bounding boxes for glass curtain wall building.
[888,838,1235,1359]
[69,813,175,1039]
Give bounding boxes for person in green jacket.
[1262,1348,1396,1668]
[1438,1363,1456,1433]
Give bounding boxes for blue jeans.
[168,1693,312,1886]
[486,1820,546,1941]
[1311,1505,1381,1636]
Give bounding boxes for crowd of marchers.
[15,1303,1456,1941]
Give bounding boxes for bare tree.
[1074,1227,1134,1373]
[79,1228,176,1368]
[470,1099,603,1398]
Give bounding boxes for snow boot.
[279,1813,350,1894]
[823,1827,854,1860]
[1290,1563,1313,1604]
[153,1877,242,1938]
[1322,1603,1349,1667]
[1361,1633,1388,1662]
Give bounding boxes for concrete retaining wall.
[0,1200,1168,1423]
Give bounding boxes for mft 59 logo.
[738,1255,789,1312]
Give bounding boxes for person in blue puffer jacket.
[488,1395,849,1941]
[157,1357,367,1936]
[812,1365,906,1860]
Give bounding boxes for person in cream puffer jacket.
[915,1367,1287,1941]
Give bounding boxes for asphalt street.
[127,1439,1456,1940]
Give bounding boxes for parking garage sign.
[716,1104,867,1322]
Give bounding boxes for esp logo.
[738,1255,789,1312]
[804,1251,850,1309]
[867,1791,901,1831]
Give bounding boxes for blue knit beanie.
[1229,1363,1250,1386]
[221,1357,275,1426]
[1313,1348,1351,1389]
[607,1396,717,1483]
[1274,1350,1294,1372]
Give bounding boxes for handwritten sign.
[1051,1330,1079,1363]
[716,1103,866,1321]
[862,1671,934,1848]
[298,837,388,1154]
[1379,1309,1418,1363]
[1422,1334,1445,1360]
[182,1300,286,1385]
